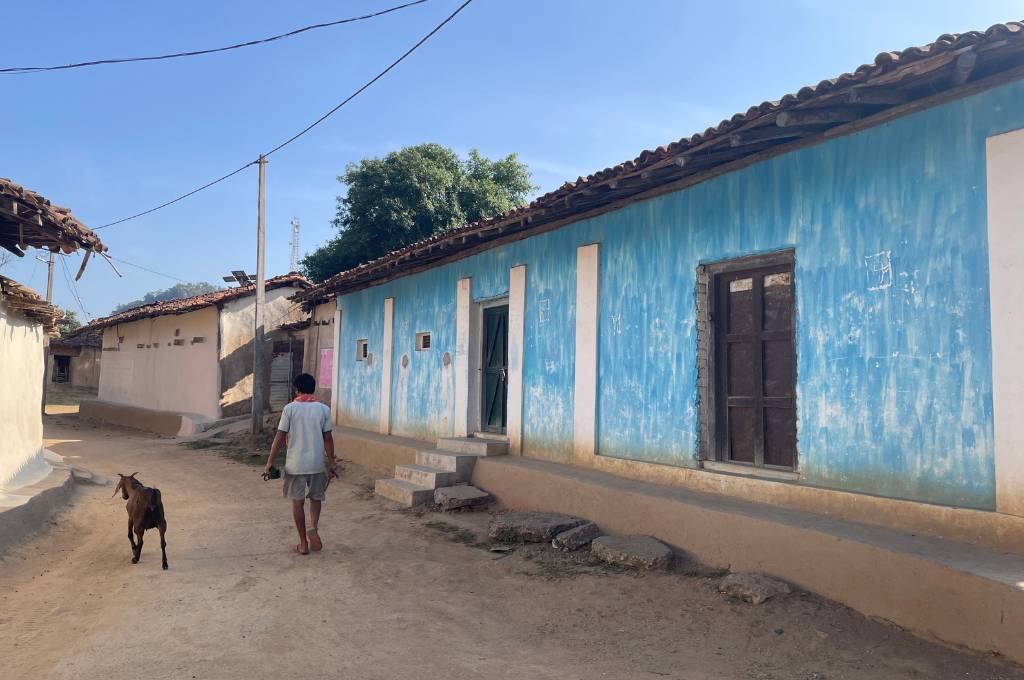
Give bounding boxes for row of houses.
[66,21,1024,533]
[36,19,1024,659]
[289,21,1024,519]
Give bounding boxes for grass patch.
[180,437,280,467]
[181,439,222,450]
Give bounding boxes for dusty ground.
[2,410,1022,680]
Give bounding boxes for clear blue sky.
[2,0,1019,318]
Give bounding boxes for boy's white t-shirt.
[277,400,333,474]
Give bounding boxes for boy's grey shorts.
[282,472,329,501]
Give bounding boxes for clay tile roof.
[76,273,311,333]
[297,19,1024,302]
[0,178,105,257]
[0,275,61,336]
[51,330,102,348]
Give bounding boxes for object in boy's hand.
[262,466,281,481]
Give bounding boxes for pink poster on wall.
[318,348,333,388]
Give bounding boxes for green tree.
[56,308,81,336]
[301,144,535,282]
[113,282,222,313]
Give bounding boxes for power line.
[264,0,473,158]
[0,1,429,75]
[107,255,189,283]
[58,255,92,320]
[93,0,475,231]
[95,162,255,229]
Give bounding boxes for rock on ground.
[719,573,792,604]
[434,485,491,511]
[488,512,588,543]
[591,535,672,570]
[552,521,601,551]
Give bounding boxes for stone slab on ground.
[591,535,672,570]
[488,512,588,543]
[552,521,601,551]
[434,485,491,511]
[719,573,792,604]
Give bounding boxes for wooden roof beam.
[952,51,978,85]
[776,106,878,127]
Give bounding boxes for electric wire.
[93,0,475,231]
[58,255,92,320]
[0,1,428,74]
[107,255,190,283]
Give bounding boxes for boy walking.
[264,373,336,555]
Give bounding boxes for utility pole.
[41,251,55,416]
[252,155,268,434]
[46,251,54,302]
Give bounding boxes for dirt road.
[2,411,1022,680]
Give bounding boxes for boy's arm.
[264,431,287,475]
[323,432,337,478]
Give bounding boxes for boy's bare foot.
[295,543,309,555]
[308,527,322,551]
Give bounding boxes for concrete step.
[416,450,477,480]
[436,437,508,457]
[374,478,434,508]
[394,464,460,489]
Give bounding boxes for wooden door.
[715,265,796,468]
[481,305,509,434]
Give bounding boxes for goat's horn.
[129,472,138,478]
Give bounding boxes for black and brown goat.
[113,473,168,570]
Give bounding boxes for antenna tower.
[289,217,301,272]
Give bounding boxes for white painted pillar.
[987,128,1024,517]
[454,277,472,437]
[330,306,342,425]
[507,266,527,455]
[379,297,394,435]
[574,243,600,463]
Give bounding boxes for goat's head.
[113,472,140,500]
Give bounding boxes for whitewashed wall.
[0,298,46,485]
[97,306,220,418]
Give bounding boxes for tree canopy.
[57,308,81,336]
[301,144,535,282]
[112,282,222,313]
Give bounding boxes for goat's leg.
[158,520,168,570]
[128,519,138,562]
[133,528,144,564]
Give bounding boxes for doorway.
[53,356,71,384]
[481,304,509,434]
[705,253,797,469]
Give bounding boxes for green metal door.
[482,305,509,433]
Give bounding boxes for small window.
[174,328,181,337]
[173,338,186,346]
[191,336,206,344]
[415,331,432,351]
[356,339,369,361]
[136,343,145,349]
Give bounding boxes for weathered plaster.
[987,126,1024,517]
[0,299,46,486]
[218,286,306,415]
[573,244,600,464]
[508,265,527,455]
[333,78,1024,509]
[454,278,471,437]
[97,306,220,419]
[379,297,394,435]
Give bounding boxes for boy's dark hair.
[293,373,316,395]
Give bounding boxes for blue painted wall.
[336,79,1024,509]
